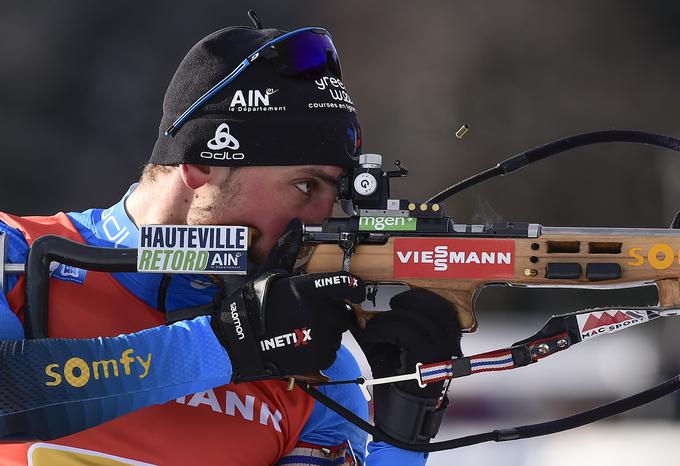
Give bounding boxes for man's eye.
[294,180,315,195]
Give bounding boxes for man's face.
[187,165,343,262]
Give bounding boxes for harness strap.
[298,375,680,452]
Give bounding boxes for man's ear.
[179,164,212,190]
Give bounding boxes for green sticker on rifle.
[359,216,417,231]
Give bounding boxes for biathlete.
[0,17,461,465]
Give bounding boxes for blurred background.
[2,1,679,464]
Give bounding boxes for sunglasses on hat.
[165,27,342,136]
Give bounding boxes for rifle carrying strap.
[302,306,680,452]
[414,306,680,384]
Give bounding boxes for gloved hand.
[356,288,463,443]
[211,219,366,382]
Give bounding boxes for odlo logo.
[202,123,245,160]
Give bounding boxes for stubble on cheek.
[248,237,269,265]
[186,175,241,225]
[185,175,269,264]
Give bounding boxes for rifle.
[3,130,680,451]
[293,130,680,450]
[303,130,680,332]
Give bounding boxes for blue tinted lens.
[273,30,342,79]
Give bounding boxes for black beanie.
[150,26,362,170]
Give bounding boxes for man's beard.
[186,176,266,265]
[186,171,240,225]
[244,229,267,265]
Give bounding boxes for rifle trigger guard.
[338,232,358,272]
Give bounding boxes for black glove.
[356,288,463,443]
[211,219,366,382]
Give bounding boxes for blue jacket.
[0,185,426,465]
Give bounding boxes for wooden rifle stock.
[303,227,680,332]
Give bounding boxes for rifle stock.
[304,228,680,332]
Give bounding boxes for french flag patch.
[418,361,453,385]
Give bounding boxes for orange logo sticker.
[628,243,679,270]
